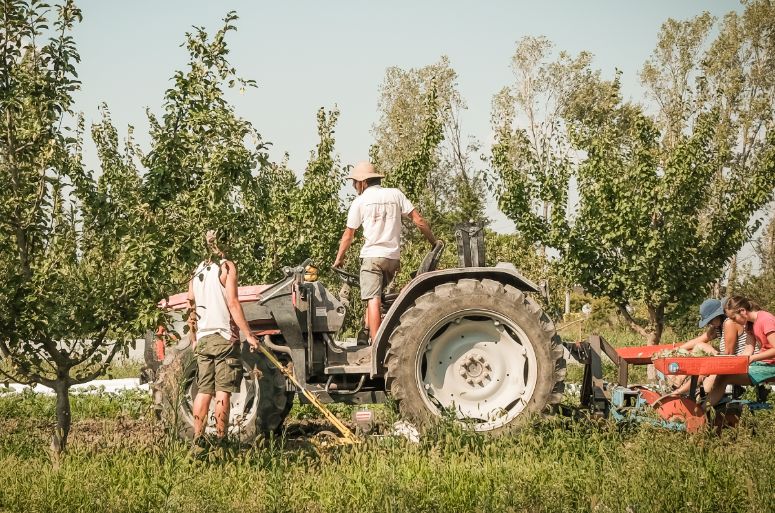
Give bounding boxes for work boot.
[356,328,370,346]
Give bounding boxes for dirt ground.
[0,415,358,454]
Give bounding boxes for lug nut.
[459,368,467,377]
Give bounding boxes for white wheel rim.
[415,309,539,431]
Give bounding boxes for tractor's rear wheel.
[384,278,565,434]
[155,340,293,443]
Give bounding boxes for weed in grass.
[0,388,153,422]
[2,378,775,512]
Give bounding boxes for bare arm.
[750,332,775,362]
[187,279,197,346]
[679,331,711,351]
[722,319,738,356]
[222,261,260,349]
[409,209,437,247]
[333,227,356,268]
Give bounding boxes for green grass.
[1,408,775,513]
[100,360,144,379]
[1,326,772,512]
[0,388,153,422]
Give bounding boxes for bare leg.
[193,392,213,438]
[671,375,702,396]
[214,391,231,438]
[705,374,752,407]
[366,297,382,340]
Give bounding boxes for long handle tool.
[255,341,360,445]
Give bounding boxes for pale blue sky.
[71,1,746,233]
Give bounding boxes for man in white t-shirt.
[333,161,437,342]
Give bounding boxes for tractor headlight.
[304,265,319,282]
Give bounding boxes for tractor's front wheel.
[154,340,293,443]
[384,279,565,435]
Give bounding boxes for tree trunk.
[564,289,571,316]
[52,382,71,454]
[727,254,738,296]
[647,303,665,346]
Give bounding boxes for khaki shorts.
[360,257,400,300]
[194,334,242,394]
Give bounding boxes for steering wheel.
[331,266,360,287]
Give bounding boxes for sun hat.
[698,298,725,328]
[346,161,384,182]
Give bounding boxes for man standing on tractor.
[333,161,437,343]
[187,229,260,442]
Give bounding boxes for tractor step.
[325,338,372,371]
[325,364,371,375]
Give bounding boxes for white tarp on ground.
[1,378,149,395]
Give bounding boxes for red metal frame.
[652,355,749,376]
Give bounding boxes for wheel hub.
[417,313,538,431]
[457,352,492,385]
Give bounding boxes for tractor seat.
[382,242,444,310]
[382,291,399,308]
[414,241,445,277]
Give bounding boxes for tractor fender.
[370,265,540,377]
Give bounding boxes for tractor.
[143,224,566,442]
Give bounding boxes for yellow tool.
[255,340,360,445]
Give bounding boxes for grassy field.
[1,387,775,513]
[1,326,771,513]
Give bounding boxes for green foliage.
[0,0,168,450]
[491,8,775,343]
[142,11,268,286]
[288,108,346,278]
[374,57,486,236]
[739,215,775,310]
[0,388,152,421]
[489,37,592,308]
[490,37,591,250]
[4,406,775,512]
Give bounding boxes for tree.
[142,12,269,287]
[292,107,346,275]
[372,57,486,230]
[0,0,165,451]
[740,213,775,310]
[492,6,775,344]
[490,36,594,313]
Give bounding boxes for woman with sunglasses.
[703,295,775,406]
[667,298,748,394]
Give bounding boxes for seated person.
[681,298,748,355]
[703,295,775,406]
[668,298,747,395]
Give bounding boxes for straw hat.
[346,161,384,182]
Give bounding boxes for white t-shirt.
[346,185,415,259]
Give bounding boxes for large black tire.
[154,339,293,443]
[384,278,565,435]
